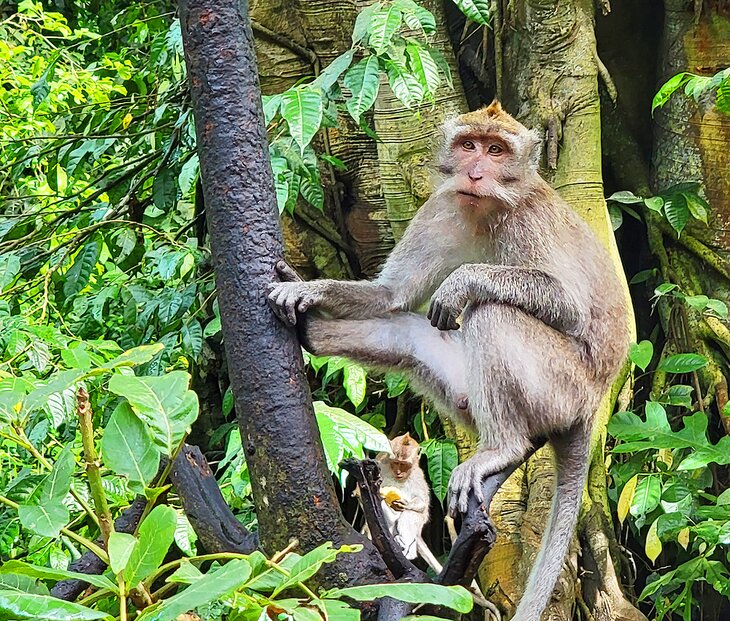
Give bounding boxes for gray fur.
[268,109,629,621]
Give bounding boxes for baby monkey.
[268,102,630,621]
[375,433,441,570]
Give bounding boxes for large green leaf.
[421,439,458,503]
[101,401,160,489]
[108,532,137,576]
[23,369,85,413]
[344,56,381,123]
[385,60,424,108]
[452,0,490,25]
[101,343,165,370]
[324,583,472,613]
[124,505,177,586]
[405,44,440,98]
[342,362,367,407]
[137,559,252,621]
[273,543,359,597]
[657,353,708,374]
[663,193,690,235]
[629,340,653,371]
[108,371,198,455]
[313,50,355,92]
[0,591,111,620]
[652,72,689,112]
[0,560,116,592]
[630,475,662,517]
[314,402,391,455]
[393,0,436,33]
[17,447,74,537]
[281,87,324,153]
[608,404,730,470]
[368,6,402,54]
[63,240,101,299]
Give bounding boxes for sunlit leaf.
[629,341,653,371]
[0,591,111,620]
[618,474,638,524]
[324,583,472,613]
[344,56,381,123]
[645,518,662,563]
[452,0,490,24]
[421,439,458,502]
[281,87,324,153]
[124,505,177,586]
[657,353,708,373]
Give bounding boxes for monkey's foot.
[267,262,320,326]
[448,452,510,517]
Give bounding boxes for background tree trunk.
[179,0,387,585]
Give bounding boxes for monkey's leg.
[302,313,469,421]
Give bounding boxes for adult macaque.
[375,433,441,571]
[268,101,629,621]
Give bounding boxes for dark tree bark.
[177,0,387,586]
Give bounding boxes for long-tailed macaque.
[374,433,441,571]
[268,101,630,621]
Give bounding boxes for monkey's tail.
[512,424,592,621]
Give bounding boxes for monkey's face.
[449,132,515,201]
[389,459,413,480]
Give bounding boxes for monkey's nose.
[468,170,483,181]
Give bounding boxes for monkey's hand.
[390,499,409,511]
[267,260,322,326]
[428,273,469,331]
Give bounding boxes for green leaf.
[0,254,20,290]
[24,369,85,413]
[178,154,199,196]
[368,6,402,54]
[101,402,160,488]
[108,371,199,455]
[663,193,690,235]
[124,505,177,586]
[654,282,677,296]
[152,168,177,211]
[343,362,367,407]
[313,50,355,92]
[629,341,653,371]
[137,559,251,621]
[262,94,282,124]
[452,0,491,25]
[101,343,165,370]
[281,87,324,153]
[421,439,458,502]
[0,591,111,620]
[30,57,58,109]
[18,503,69,538]
[394,0,436,33]
[108,532,137,576]
[406,44,440,98]
[0,560,116,592]
[385,60,425,108]
[352,3,380,44]
[273,543,359,596]
[203,316,221,338]
[630,269,656,284]
[643,196,664,212]
[42,447,75,502]
[384,372,408,397]
[181,320,203,358]
[324,584,472,613]
[63,240,101,299]
[683,192,709,223]
[652,72,689,112]
[706,298,729,318]
[608,190,643,204]
[344,56,381,123]
[314,402,392,455]
[630,475,662,517]
[657,353,708,373]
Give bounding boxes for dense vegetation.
[0,1,729,620]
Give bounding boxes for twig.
[77,388,114,544]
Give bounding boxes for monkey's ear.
[485,100,504,117]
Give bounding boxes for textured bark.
[178,0,387,585]
[649,0,730,422]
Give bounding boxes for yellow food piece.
[381,487,402,505]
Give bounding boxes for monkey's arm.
[428,265,585,335]
[268,203,458,323]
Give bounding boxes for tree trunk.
[178,0,387,585]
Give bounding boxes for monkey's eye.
[462,140,476,151]
[487,144,504,155]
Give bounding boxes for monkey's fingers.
[275,260,303,283]
[269,287,298,325]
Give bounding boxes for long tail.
[512,425,592,621]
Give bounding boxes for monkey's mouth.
[456,190,484,199]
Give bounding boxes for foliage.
[609,341,730,619]
[0,539,472,620]
[608,183,711,236]
[652,67,730,115]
